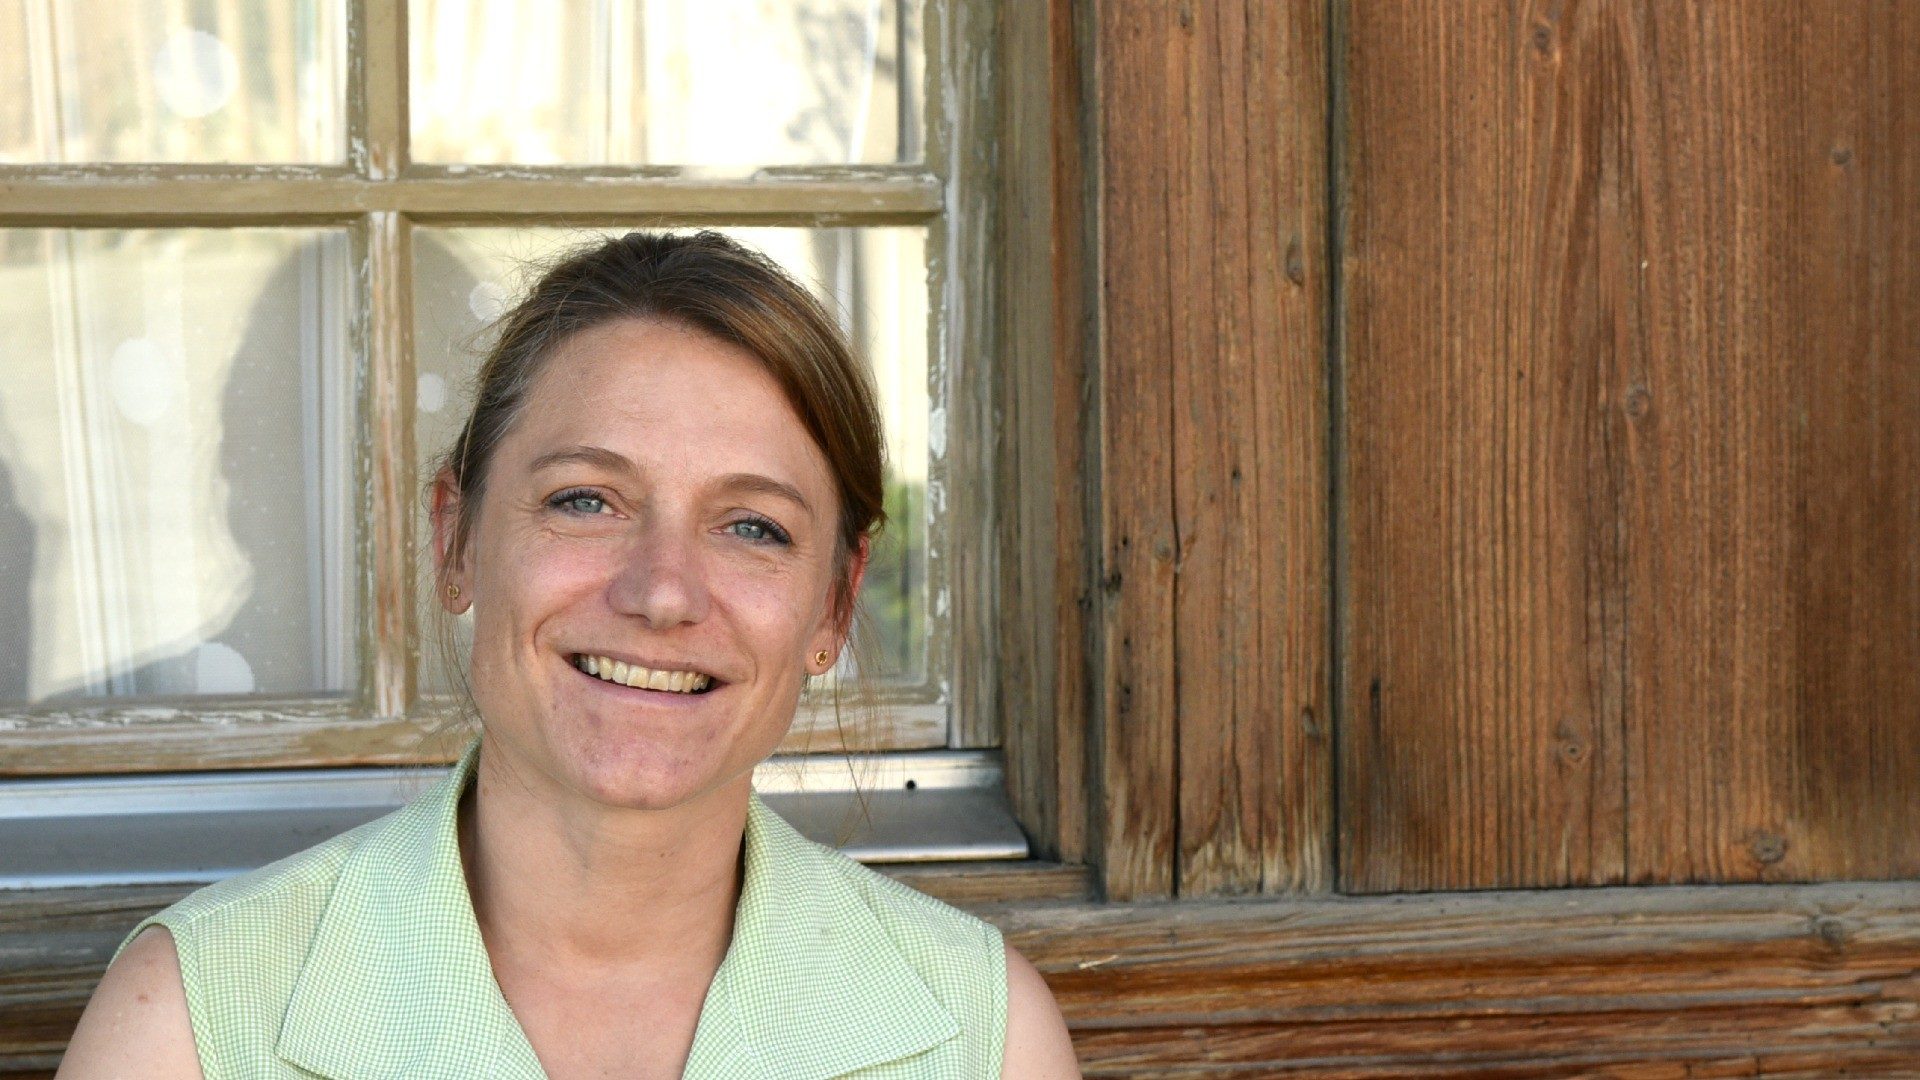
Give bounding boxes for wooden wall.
[1338,0,1920,892]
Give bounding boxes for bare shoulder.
[1000,941,1081,1079]
[57,926,203,1080]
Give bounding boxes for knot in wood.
[1747,830,1788,865]
[1625,383,1653,421]
[1810,914,1848,949]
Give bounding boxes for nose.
[606,517,709,628]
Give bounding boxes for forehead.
[506,318,833,496]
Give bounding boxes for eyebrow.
[529,444,814,518]
[716,472,816,518]
[529,444,635,477]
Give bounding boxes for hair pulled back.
[432,230,889,635]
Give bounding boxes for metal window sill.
[0,751,1028,890]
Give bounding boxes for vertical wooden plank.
[1258,0,1334,896]
[1091,0,1181,899]
[1089,0,1331,898]
[931,0,1004,751]
[1341,0,1644,891]
[999,0,1090,863]
[1790,1,1920,883]
[1340,0,1920,891]
[1169,1,1332,896]
[1622,1,1920,883]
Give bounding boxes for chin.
[559,731,749,813]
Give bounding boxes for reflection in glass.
[410,0,920,169]
[0,0,346,164]
[0,229,355,703]
[411,227,930,694]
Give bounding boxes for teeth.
[573,654,712,694]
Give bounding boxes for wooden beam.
[998,881,1920,1075]
[999,0,1093,866]
[1088,0,1182,900]
[9,881,1915,1075]
[1088,0,1332,897]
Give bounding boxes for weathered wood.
[0,174,943,223]
[0,708,461,773]
[1339,0,1920,890]
[1001,0,1096,869]
[930,0,1005,751]
[876,860,1095,907]
[1170,0,1331,897]
[992,882,1920,1075]
[348,0,406,179]
[1088,0,1182,901]
[10,882,1916,1074]
[1088,0,1332,898]
[1615,1,1920,886]
[0,702,946,774]
[365,212,414,719]
[995,0,1086,861]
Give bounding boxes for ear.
[429,468,471,614]
[808,533,872,673]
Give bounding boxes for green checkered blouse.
[115,736,1009,1078]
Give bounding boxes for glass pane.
[0,0,346,164]
[0,228,355,703]
[411,226,930,696]
[410,0,920,169]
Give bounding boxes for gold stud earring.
[813,649,830,667]
[446,583,461,601]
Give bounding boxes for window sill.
[0,750,1028,890]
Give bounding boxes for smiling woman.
[57,232,1079,1079]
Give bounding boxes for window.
[0,0,1023,882]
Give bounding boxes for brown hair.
[430,229,888,640]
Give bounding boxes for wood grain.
[999,0,1091,864]
[1090,0,1182,900]
[12,881,1916,1076]
[1091,0,1332,899]
[995,882,1920,1076]
[1170,0,1330,897]
[1339,0,1920,890]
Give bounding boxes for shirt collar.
[276,735,957,1079]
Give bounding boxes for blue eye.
[730,516,792,545]
[547,488,607,515]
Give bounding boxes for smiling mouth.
[570,653,718,695]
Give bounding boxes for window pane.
[0,0,346,164]
[0,229,355,703]
[410,0,921,170]
[411,226,930,697]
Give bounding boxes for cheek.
[713,562,833,651]
[470,530,608,647]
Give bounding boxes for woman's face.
[434,317,865,813]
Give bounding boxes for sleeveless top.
[114,736,1008,1079]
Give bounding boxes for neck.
[457,741,750,976]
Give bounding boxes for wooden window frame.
[0,0,1020,775]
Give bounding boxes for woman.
[61,231,1080,1078]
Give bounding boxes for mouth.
[568,653,722,696]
